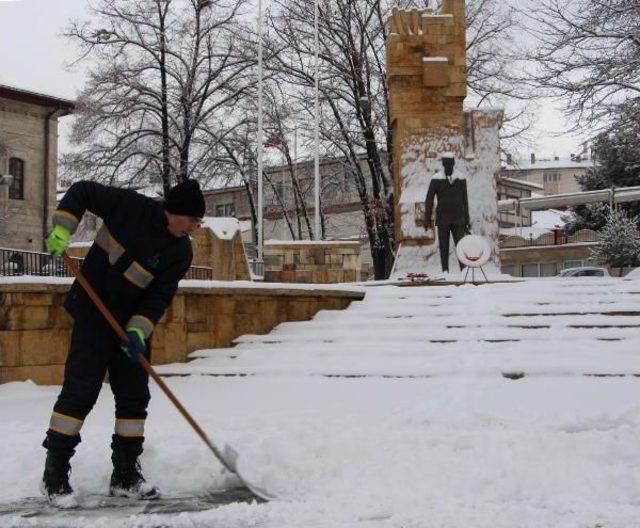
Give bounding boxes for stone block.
[263,254,282,267]
[187,331,215,352]
[344,270,357,283]
[235,314,260,337]
[263,270,281,282]
[295,270,312,283]
[343,255,361,270]
[213,315,236,347]
[0,306,52,330]
[49,307,73,329]
[186,295,208,323]
[0,365,66,385]
[210,296,236,315]
[256,300,280,333]
[162,323,189,363]
[13,292,55,306]
[0,331,20,366]
[288,301,312,321]
[422,59,449,87]
[281,271,296,282]
[19,329,69,366]
[186,321,209,333]
[235,298,258,315]
[311,249,325,265]
[166,296,185,323]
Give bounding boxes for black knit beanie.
[164,179,205,218]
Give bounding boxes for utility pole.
[313,0,321,240]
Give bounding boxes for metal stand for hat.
[463,265,489,284]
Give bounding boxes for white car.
[558,266,610,278]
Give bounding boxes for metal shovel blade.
[221,444,279,501]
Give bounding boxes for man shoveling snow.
[41,179,204,508]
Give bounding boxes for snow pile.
[201,217,240,240]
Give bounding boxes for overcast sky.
[0,0,587,161]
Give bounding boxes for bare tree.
[266,0,395,278]
[62,0,254,195]
[521,0,640,132]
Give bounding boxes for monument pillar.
[387,2,502,277]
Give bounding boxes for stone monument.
[387,1,503,278]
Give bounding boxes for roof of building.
[499,176,544,190]
[0,84,75,114]
[202,185,245,196]
[504,157,594,171]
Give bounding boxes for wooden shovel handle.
[61,252,233,472]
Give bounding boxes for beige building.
[502,153,594,196]
[0,85,74,251]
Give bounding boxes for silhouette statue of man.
[424,153,470,273]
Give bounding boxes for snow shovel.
[61,252,276,501]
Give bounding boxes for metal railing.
[500,229,599,249]
[183,265,214,280]
[0,247,213,280]
[0,247,81,277]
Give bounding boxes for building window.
[215,203,235,217]
[540,262,557,277]
[543,172,561,183]
[522,263,539,277]
[501,264,515,276]
[564,260,583,269]
[8,157,24,200]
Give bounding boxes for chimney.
[554,155,559,161]
[530,152,536,164]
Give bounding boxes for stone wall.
[263,241,362,283]
[0,282,364,385]
[190,222,251,280]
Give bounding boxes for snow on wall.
[394,110,502,278]
[201,217,240,240]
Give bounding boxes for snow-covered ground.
[2,278,640,527]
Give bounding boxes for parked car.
[558,266,610,278]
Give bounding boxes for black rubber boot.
[41,451,78,509]
[109,449,160,500]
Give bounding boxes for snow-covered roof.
[504,158,595,171]
[500,177,544,190]
[201,217,240,240]
[531,209,566,229]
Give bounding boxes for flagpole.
[257,0,264,271]
[313,0,321,240]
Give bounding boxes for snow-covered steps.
[157,278,640,378]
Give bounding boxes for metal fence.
[0,247,81,277]
[500,229,599,249]
[183,265,214,280]
[0,247,213,280]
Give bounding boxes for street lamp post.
[313,0,321,240]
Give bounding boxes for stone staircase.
[158,278,640,379]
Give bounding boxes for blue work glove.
[120,327,146,361]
